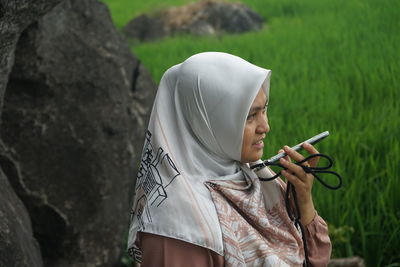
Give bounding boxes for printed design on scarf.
[206,178,304,267]
[131,130,181,230]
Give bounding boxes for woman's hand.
[278,142,320,225]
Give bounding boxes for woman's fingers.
[283,145,309,167]
[302,142,320,167]
[278,149,290,162]
[279,144,318,183]
[283,143,320,168]
[279,157,307,181]
[281,169,304,187]
[279,144,316,220]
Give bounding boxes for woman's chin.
[252,150,263,161]
[241,153,263,164]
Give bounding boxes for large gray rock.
[0,148,43,267]
[329,257,365,267]
[123,0,264,41]
[0,1,63,266]
[0,0,156,266]
[0,0,64,114]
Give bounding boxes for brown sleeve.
[305,212,332,267]
[138,232,225,267]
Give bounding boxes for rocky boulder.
[0,0,64,117]
[123,0,264,41]
[0,0,156,266]
[328,256,365,267]
[1,1,63,266]
[0,152,43,267]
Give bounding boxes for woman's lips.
[253,139,264,149]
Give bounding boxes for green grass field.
[101,0,400,265]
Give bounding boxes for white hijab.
[128,52,271,260]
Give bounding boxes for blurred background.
[101,0,399,266]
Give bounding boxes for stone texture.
[123,0,264,41]
[0,0,156,266]
[0,1,63,266]
[0,147,43,267]
[0,0,64,114]
[329,256,365,267]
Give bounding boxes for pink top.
[138,212,331,267]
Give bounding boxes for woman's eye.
[262,104,268,114]
[247,113,256,120]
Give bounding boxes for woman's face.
[241,88,269,163]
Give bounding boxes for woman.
[128,52,331,266]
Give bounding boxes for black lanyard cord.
[251,153,342,267]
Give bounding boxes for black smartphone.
[266,131,330,163]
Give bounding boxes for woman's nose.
[256,115,270,134]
